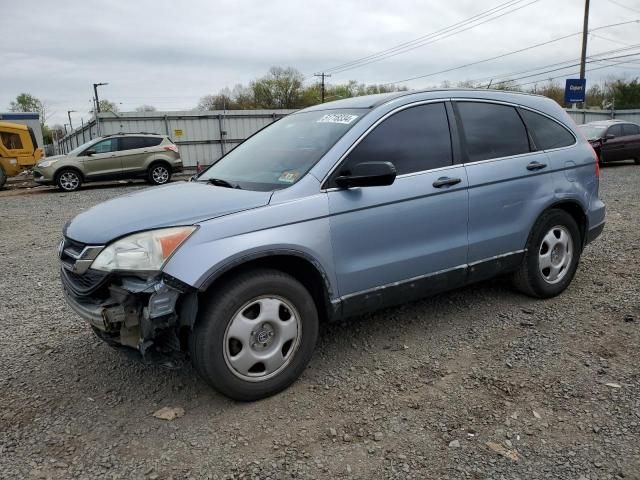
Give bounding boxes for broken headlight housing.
[91,226,197,272]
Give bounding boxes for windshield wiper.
[206,178,241,189]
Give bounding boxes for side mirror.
[335,161,396,189]
[85,149,96,156]
[605,134,615,140]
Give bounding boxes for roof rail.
[103,131,162,137]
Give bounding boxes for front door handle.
[432,177,461,188]
[526,161,547,171]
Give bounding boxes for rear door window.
[622,123,640,136]
[119,136,147,151]
[456,102,531,162]
[519,109,575,150]
[1,132,24,150]
[336,102,452,178]
[143,137,163,147]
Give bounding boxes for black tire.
[147,162,171,185]
[634,158,639,165]
[512,209,582,298]
[0,167,6,189]
[190,269,319,401]
[56,169,82,192]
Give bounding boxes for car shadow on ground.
[46,275,520,409]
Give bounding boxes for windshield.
[199,109,366,191]
[578,124,607,140]
[66,138,100,156]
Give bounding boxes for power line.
[312,0,538,76]
[486,50,640,86]
[470,43,640,85]
[607,0,640,15]
[590,32,636,47]
[511,54,640,88]
[382,19,640,86]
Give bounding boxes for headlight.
[38,159,59,168]
[91,226,197,272]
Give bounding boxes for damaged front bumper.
[61,268,198,365]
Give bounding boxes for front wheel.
[148,163,171,185]
[57,169,82,192]
[190,269,319,401]
[512,209,581,298]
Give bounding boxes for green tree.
[135,104,156,112]
[94,99,119,113]
[251,67,304,109]
[609,78,640,109]
[9,93,49,124]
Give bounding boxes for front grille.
[59,237,108,296]
[61,267,109,296]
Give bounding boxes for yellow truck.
[0,121,43,188]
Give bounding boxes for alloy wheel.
[59,171,80,191]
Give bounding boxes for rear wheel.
[190,269,319,401]
[57,169,82,192]
[0,167,6,189]
[512,209,581,298]
[148,163,171,185]
[634,158,639,165]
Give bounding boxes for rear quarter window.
[456,102,531,162]
[143,137,163,147]
[519,109,575,150]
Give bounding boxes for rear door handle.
[432,177,461,188]
[526,161,547,171]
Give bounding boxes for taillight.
[163,144,179,153]
[586,142,600,177]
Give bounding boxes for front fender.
[162,193,338,300]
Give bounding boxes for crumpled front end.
[59,237,197,366]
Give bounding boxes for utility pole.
[579,0,590,108]
[314,72,331,103]
[93,82,108,113]
[67,110,75,130]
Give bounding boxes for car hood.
[38,154,65,164]
[64,181,272,244]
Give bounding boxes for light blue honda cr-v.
[59,89,605,400]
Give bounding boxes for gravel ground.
[1,165,639,480]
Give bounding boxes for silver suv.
[33,133,182,191]
[59,89,605,401]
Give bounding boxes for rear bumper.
[586,221,605,245]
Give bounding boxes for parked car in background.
[59,89,604,401]
[33,133,182,191]
[579,120,640,165]
[0,121,43,188]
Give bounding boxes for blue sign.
[564,79,586,103]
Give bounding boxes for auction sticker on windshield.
[317,113,359,124]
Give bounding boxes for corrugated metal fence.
[56,107,640,168]
[565,109,640,124]
[55,110,295,168]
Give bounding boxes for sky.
[1,0,639,127]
